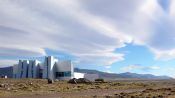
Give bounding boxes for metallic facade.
[13,56,74,80]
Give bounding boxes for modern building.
[13,56,74,80]
[13,56,99,81]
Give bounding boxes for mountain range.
[0,66,13,78]
[0,66,172,79]
[74,68,172,80]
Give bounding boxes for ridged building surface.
[13,56,74,80]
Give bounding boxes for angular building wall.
[16,60,29,78]
[43,56,56,80]
[16,60,22,78]
[13,56,74,80]
[54,60,74,80]
[13,64,18,78]
[36,63,44,79]
[22,60,29,78]
[28,60,40,78]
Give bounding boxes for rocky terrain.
[0,79,175,98]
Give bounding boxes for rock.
[7,87,11,91]
[0,84,5,87]
[68,78,77,84]
[105,95,112,98]
[130,96,135,98]
[49,89,55,91]
[158,95,163,98]
[77,78,91,84]
[92,95,97,98]
[55,79,59,82]
[1,75,8,79]
[13,90,18,92]
[68,78,91,84]
[48,79,54,84]
[29,82,33,85]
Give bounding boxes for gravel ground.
[3,88,144,98]
[1,79,175,98]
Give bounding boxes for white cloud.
[79,0,175,60]
[121,65,141,72]
[105,66,111,69]
[104,70,114,73]
[75,53,124,65]
[0,0,130,66]
[150,48,175,60]
[121,64,160,72]
[0,46,46,57]
[0,0,175,67]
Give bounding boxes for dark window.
[32,64,33,69]
[39,73,42,78]
[55,71,71,78]
[21,62,23,69]
[26,64,29,78]
[47,58,49,78]
[39,69,43,78]
[31,62,34,78]
[64,71,71,77]
[39,69,43,74]
[56,72,64,77]
[31,71,33,78]
[20,71,23,78]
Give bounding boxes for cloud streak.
[121,64,160,72]
[0,0,175,67]
[0,59,18,67]
[0,0,129,66]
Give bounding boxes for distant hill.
[0,67,172,79]
[74,68,172,80]
[118,72,172,79]
[0,66,13,78]
[74,68,121,79]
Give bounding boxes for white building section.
[13,64,18,78]
[17,60,29,78]
[74,72,85,79]
[54,60,74,80]
[84,73,99,81]
[13,56,74,80]
[74,72,99,81]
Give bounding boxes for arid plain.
[0,79,175,98]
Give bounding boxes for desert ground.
[0,79,175,98]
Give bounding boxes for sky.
[0,0,175,77]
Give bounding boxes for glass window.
[56,72,64,77]
[39,69,43,78]
[55,71,71,78]
[21,62,23,69]
[32,64,33,69]
[64,71,71,77]
[31,71,33,78]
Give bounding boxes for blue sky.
[0,0,175,77]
